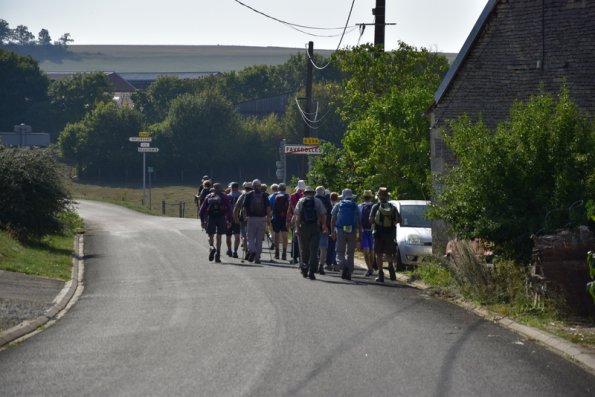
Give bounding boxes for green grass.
[0,231,75,281]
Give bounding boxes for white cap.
[296,180,306,190]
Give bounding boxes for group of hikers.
[195,175,401,282]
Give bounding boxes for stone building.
[429,0,595,252]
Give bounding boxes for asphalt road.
[0,200,593,396]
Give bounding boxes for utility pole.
[373,0,386,51]
[303,41,314,176]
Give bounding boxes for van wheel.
[395,248,406,271]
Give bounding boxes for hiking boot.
[226,249,233,257]
[281,252,287,261]
[215,255,221,263]
[388,265,397,281]
[341,267,348,280]
[365,269,373,277]
[309,273,316,280]
[208,247,216,262]
[233,251,238,258]
[274,249,279,259]
[255,258,261,264]
[318,265,325,275]
[244,252,250,261]
[301,265,309,278]
[376,271,385,283]
[248,253,255,262]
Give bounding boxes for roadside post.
[129,132,159,206]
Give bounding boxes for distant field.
[6,44,456,73]
[20,45,335,73]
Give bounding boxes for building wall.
[430,0,595,253]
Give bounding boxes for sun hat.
[243,181,253,189]
[304,186,316,193]
[296,180,306,191]
[339,188,356,200]
[377,187,390,197]
[363,190,374,199]
[252,179,262,186]
[315,186,326,196]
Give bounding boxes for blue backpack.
[335,200,358,229]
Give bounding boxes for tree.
[12,25,34,45]
[0,49,49,131]
[0,19,11,44]
[0,147,70,240]
[429,87,595,261]
[310,42,449,196]
[131,76,195,124]
[57,102,143,177]
[49,71,113,131]
[38,29,51,46]
[57,33,73,47]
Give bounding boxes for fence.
[161,200,187,218]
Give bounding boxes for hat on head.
[296,180,306,191]
[377,187,390,197]
[243,181,253,189]
[339,188,356,200]
[229,181,239,189]
[202,175,209,180]
[315,186,326,196]
[363,190,374,199]
[304,186,316,193]
[252,179,262,187]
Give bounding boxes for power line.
[233,0,356,31]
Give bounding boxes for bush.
[0,147,70,240]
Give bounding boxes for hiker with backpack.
[370,187,401,282]
[330,189,362,280]
[225,182,242,258]
[270,183,290,260]
[295,186,327,280]
[199,182,233,263]
[236,179,271,264]
[326,191,340,271]
[315,186,333,275]
[287,180,306,265]
[359,190,376,277]
[233,181,253,261]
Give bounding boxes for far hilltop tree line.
[0,19,73,47]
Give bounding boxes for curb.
[0,234,84,348]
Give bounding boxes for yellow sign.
[303,137,320,145]
[138,131,150,137]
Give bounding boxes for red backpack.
[273,193,289,219]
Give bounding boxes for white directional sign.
[138,147,159,153]
[129,137,152,142]
[284,144,323,155]
[140,142,151,148]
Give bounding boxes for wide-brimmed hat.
[377,187,390,197]
[296,180,306,191]
[304,186,316,193]
[315,186,326,196]
[362,190,374,199]
[243,181,253,189]
[252,179,262,187]
[339,188,356,200]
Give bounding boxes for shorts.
[272,217,288,233]
[374,232,396,256]
[360,229,373,250]
[319,233,329,249]
[226,222,240,236]
[207,215,227,235]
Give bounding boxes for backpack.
[374,202,397,228]
[273,193,289,219]
[207,193,224,217]
[301,196,318,224]
[360,202,373,229]
[335,200,358,229]
[245,191,266,217]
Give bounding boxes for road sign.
[129,137,152,142]
[138,147,159,153]
[138,131,150,137]
[284,144,323,155]
[140,142,151,148]
[303,137,320,145]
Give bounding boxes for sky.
[1,0,489,53]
